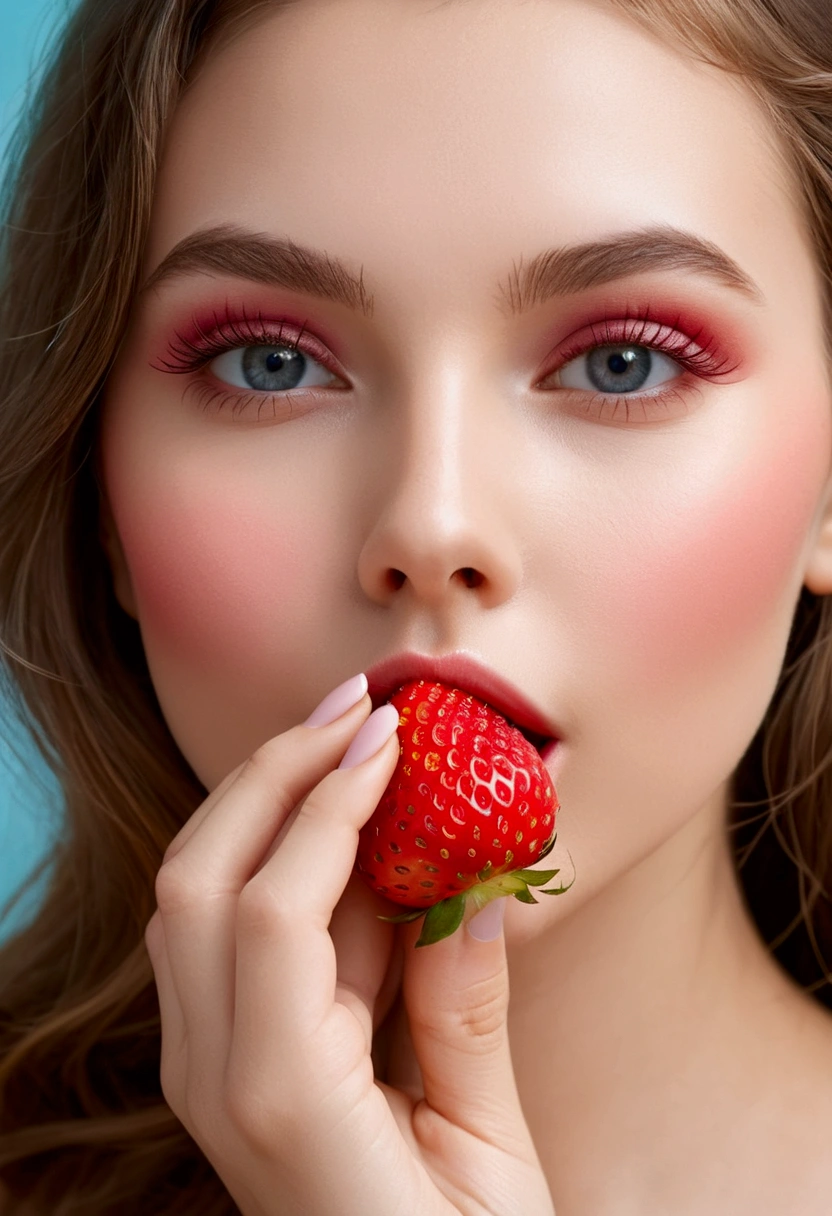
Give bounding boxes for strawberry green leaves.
[378,833,574,945]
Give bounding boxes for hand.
[144,685,555,1216]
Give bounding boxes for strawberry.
[355,679,573,946]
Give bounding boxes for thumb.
[401,896,534,1157]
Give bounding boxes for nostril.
[459,567,483,588]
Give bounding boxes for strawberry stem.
[375,834,575,946]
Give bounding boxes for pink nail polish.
[338,703,400,769]
[303,673,368,727]
[467,898,506,942]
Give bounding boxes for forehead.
[143,0,806,310]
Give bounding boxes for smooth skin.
[101,0,832,1211]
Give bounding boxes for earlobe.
[99,502,139,619]
[803,479,832,596]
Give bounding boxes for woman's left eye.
[554,343,682,395]
[209,343,340,393]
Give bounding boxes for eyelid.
[151,305,351,388]
[529,307,740,426]
[536,310,738,388]
[153,300,738,428]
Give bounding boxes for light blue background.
[0,0,76,942]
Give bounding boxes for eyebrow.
[500,225,764,313]
[140,222,764,316]
[140,224,375,316]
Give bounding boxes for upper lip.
[365,650,559,744]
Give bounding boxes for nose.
[355,371,524,613]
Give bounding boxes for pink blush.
[588,402,832,684]
[113,483,308,673]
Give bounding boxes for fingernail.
[304,673,368,728]
[338,703,400,769]
[467,898,506,942]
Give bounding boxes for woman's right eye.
[209,343,342,394]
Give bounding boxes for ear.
[804,475,832,595]
[99,499,139,619]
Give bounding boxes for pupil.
[586,344,651,393]
[241,344,306,391]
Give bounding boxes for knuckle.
[224,1080,267,1145]
[459,987,508,1046]
[236,737,302,814]
[153,857,202,914]
[290,786,325,826]
[236,876,291,932]
[242,732,295,781]
[428,974,509,1050]
[161,828,191,867]
[224,1071,292,1150]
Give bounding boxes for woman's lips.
[366,650,561,746]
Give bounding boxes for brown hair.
[0,0,830,1210]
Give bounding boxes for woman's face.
[101,0,832,932]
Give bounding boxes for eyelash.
[544,306,737,423]
[154,302,736,423]
[152,305,343,419]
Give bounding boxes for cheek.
[108,472,319,672]
[526,398,832,937]
[591,403,832,686]
[99,384,354,780]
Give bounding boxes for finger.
[161,761,245,864]
[380,987,425,1103]
[144,911,189,1105]
[161,693,372,893]
[154,693,373,1066]
[402,896,538,1162]
[328,873,396,1051]
[161,675,372,866]
[228,709,401,1095]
